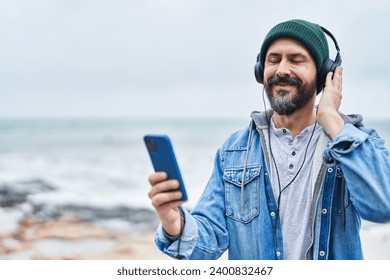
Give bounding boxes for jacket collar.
[250,109,363,129]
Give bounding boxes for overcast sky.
[1,0,390,120]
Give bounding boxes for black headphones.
[254,26,342,94]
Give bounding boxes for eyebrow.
[266,52,281,58]
[288,53,309,59]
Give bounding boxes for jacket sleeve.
[323,123,390,222]
[154,148,229,259]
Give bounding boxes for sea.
[0,117,389,234]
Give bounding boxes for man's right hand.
[148,172,185,236]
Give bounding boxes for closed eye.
[289,53,308,64]
[266,54,281,64]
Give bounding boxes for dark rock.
[0,179,56,207]
[31,204,160,229]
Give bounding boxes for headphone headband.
[320,26,340,52]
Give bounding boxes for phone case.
[144,134,188,201]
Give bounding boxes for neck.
[272,101,317,138]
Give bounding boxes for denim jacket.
[154,111,390,260]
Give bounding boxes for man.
[147,19,390,260]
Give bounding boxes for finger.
[148,179,180,198]
[335,66,343,76]
[151,191,183,208]
[148,172,168,186]
[334,66,342,79]
[333,66,343,90]
[324,71,334,88]
[162,200,185,210]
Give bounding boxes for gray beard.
[269,90,302,115]
[265,85,316,116]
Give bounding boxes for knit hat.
[258,19,329,93]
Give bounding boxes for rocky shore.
[0,213,170,260]
[0,179,169,260]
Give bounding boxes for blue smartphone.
[144,134,188,201]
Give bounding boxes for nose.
[275,59,291,77]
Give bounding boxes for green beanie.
[259,19,329,93]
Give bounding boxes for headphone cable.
[262,87,318,258]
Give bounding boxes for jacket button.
[276,251,281,257]
[319,251,326,257]
[270,211,275,217]
[322,208,327,214]
[327,167,333,173]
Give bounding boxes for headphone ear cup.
[317,58,338,94]
[254,61,264,84]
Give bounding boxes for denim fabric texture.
[155,111,390,260]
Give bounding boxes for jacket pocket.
[223,165,261,223]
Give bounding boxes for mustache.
[267,75,302,87]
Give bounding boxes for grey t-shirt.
[268,119,323,259]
